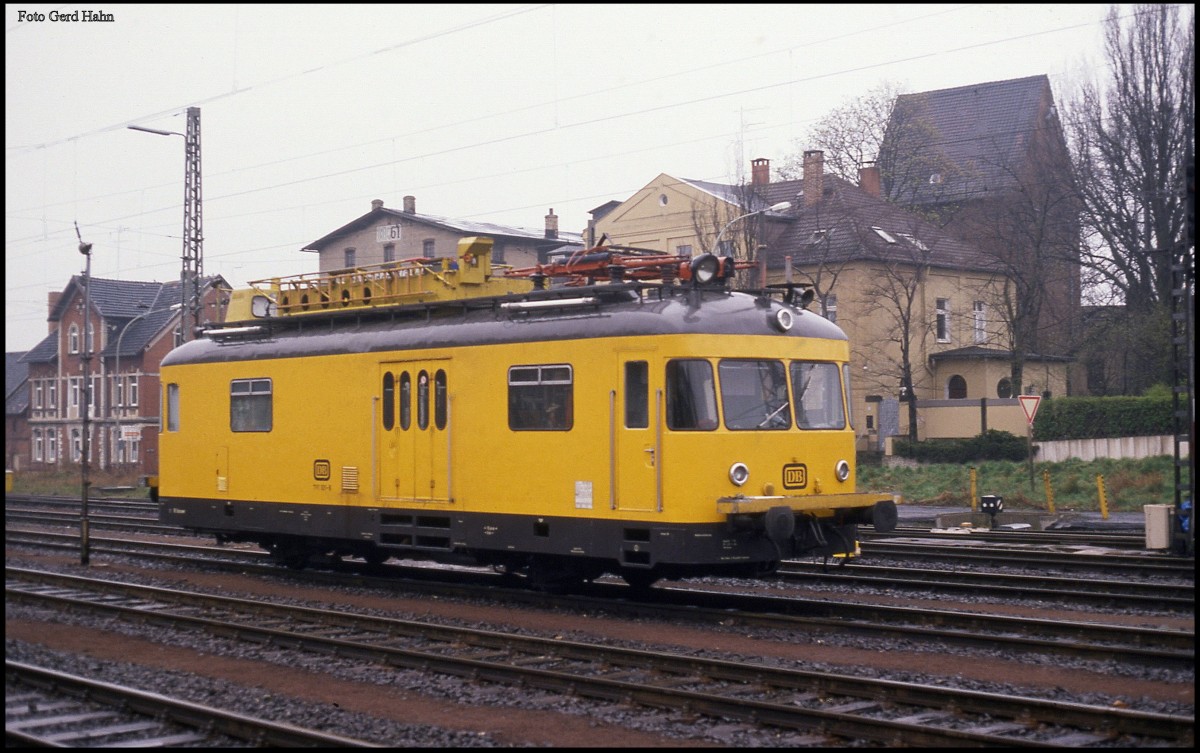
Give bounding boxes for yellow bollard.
[1096,474,1109,520]
[969,467,977,512]
[1043,469,1055,514]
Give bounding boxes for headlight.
[690,254,721,284]
[835,459,850,482]
[729,462,750,486]
[771,308,794,331]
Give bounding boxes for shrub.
[893,429,1030,463]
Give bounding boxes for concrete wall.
[1036,435,1189,462]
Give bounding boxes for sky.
[5,3,1134,353]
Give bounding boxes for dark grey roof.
[20,332,58,365]
[34,275,227,361]
[6,352,30,415]
[767,176,1002,273]
[883,75,1052,205]
[303,206,583,253]
[929,345,1071,363]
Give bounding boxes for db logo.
[313,460,331,481]
[782,463,807,490]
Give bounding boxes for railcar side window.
[625,361,648,429]
[230,378,273,432]
[434,370,447,430]
[382,372,395,431]
[508,364,573,431]
[789,362,846,429]
[399,372,412,429]
[417,371,430,430]
[165,383,180,432]
[843,364,854,428]
[719,359,791,430]
[666,359,718,430]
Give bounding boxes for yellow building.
[588,153,1072,449]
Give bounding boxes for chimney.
[751,157,770,186]
[48,291,61,323]
[858,164,881,198]
[371,199,384,211]
[544,208,559,240]
[802,150,824,207]
[403,195,416,214]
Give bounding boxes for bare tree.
[854,233,931,443]
[779,82,909,183]
[1063,4,1195,314]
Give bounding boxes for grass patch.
[9,466,146,499]
[857,454,1184,513]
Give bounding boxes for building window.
[423,239,435,258]
[896,232,928,251]
[230,378,273,432]
[936,298,951,342]
[129,375,138,407]
[34,381,43,409]
[659,193,668,206]
[86,322,95,353]
[871,227,898,244]
[47,380,57,414]
[343,248,356,268]
[69,325,80,354]
[71,427,82,462]
[174,326,184,348]
[508,364,573,431]
[33,430,43,462]
[383,243,396,263]
[46,430,57,463]
[973,301,986,343]
[69,377,81,413]
[823,294,837,323]
[996,377,1013,399]
[675,244,692,256]
[948,375,967,399]
[716,239,734,255]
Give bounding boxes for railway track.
[6,660,379,747]
[7,565,1192,748]
[7,528,1194,670]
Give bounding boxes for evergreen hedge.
[1032,395,1174,441]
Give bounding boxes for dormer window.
[871,227,898,244]
[808,229,832,244]
[929,173,943,184]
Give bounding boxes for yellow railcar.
[157,238,898,588]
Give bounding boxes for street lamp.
[113,303,180,468]
[710,201,792,256]
[128,109,202,343]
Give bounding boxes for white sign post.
[1019,395,1041,490]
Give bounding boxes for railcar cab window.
[666,359,718,430]
[230,378,273,432]
[165,383,180,432]
[508,364,573,430]
[790,362,846,429]
[719,360,791,430]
